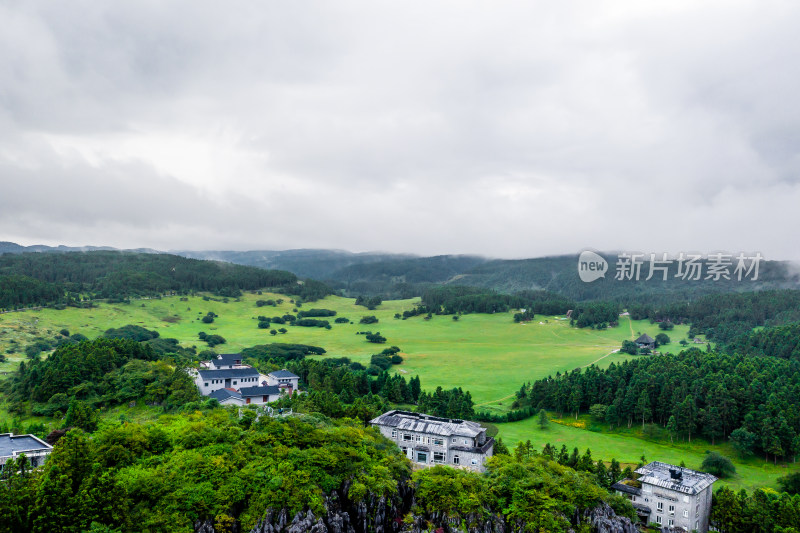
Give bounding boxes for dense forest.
[3,337,200,418]
[725,322,800,361]
[515,350,800,462]
[0,251,332,309]
[417,286,573,317]
[712,485,800,532]
[0,329,640,533]
[628,290,800,343]
[0,411,640,533]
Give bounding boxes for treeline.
[240,343,327,362]
[725,322,800,361]
[296,308,337,318]
[272,357,421,420]
[570,301,620,328]
[0,251,333,308]
[329,255,488,298]
[417,387,474,420]
[250,349,472,421]
[418,286,573,317]
[287,355,421,404]
[515,351,800,462]
[0,413,411,533]
[712,486,800,533]
[628,290,800,344]
[0,275,63,309]
[415,286,624,328]
[4,337,199,415]
[0,411,639,533]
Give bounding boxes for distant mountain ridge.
[4,242,800,302]
[0,241,161,255]
[174,248,420,280]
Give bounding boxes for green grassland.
[0,293,690,407]
[496,414,798,492]
[5,292,792,492]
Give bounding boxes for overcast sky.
[2,1,799,259]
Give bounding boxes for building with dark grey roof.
[635,333,656,350]
[370,410,494,472]
[266,369,299,391]
[209,353,243,369]
[191,355,299,404]
[209,388,244,405]
[239,385,281,405]
[612,461,717,532]
[0,433,53,471]
[195,367,263,396]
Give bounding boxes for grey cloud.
[2,1,800,259]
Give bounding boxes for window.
[669,505,674,514]
[657,502,663,512]
[391,430,397,439]
[403,434,412,441]
[433,438,443,446]
[668,519,674,526]
[233,381,238,385]
[695,521,699,530]
[631,496,636,502]
[656,516,661,524]
[433,452,445,463]
[453,455,460,465]
[204,383,209,387]
[452,438,456,443]
[683,510,688,518]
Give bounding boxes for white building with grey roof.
[370,410,494,472]
[612,461,717,532]
[192,353,300,404]
[0,433,53,472]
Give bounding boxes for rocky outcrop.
[578,501,638,533]
[193,483,636,533]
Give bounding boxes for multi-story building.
[0,433,53,472]
[192,354,300,405]
[612,461,717,532]
[195,367,264,396]
[370,410,494,472]
[265,369,299,391]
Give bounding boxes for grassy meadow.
[5,292,794,492]
[0,292,690,407]
[496,414,798,493]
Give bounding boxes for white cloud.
[2,1,799,259]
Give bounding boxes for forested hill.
[322,253,800,302]
[175,248,419,280]
[5,242,800,303]
[0,251,331,309]
[328,255,488,297]
[0,241,160,255]
[199,250,799,302]
[451,254,800,302]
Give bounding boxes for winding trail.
[582,349,619,368]
[475,392,518,407]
